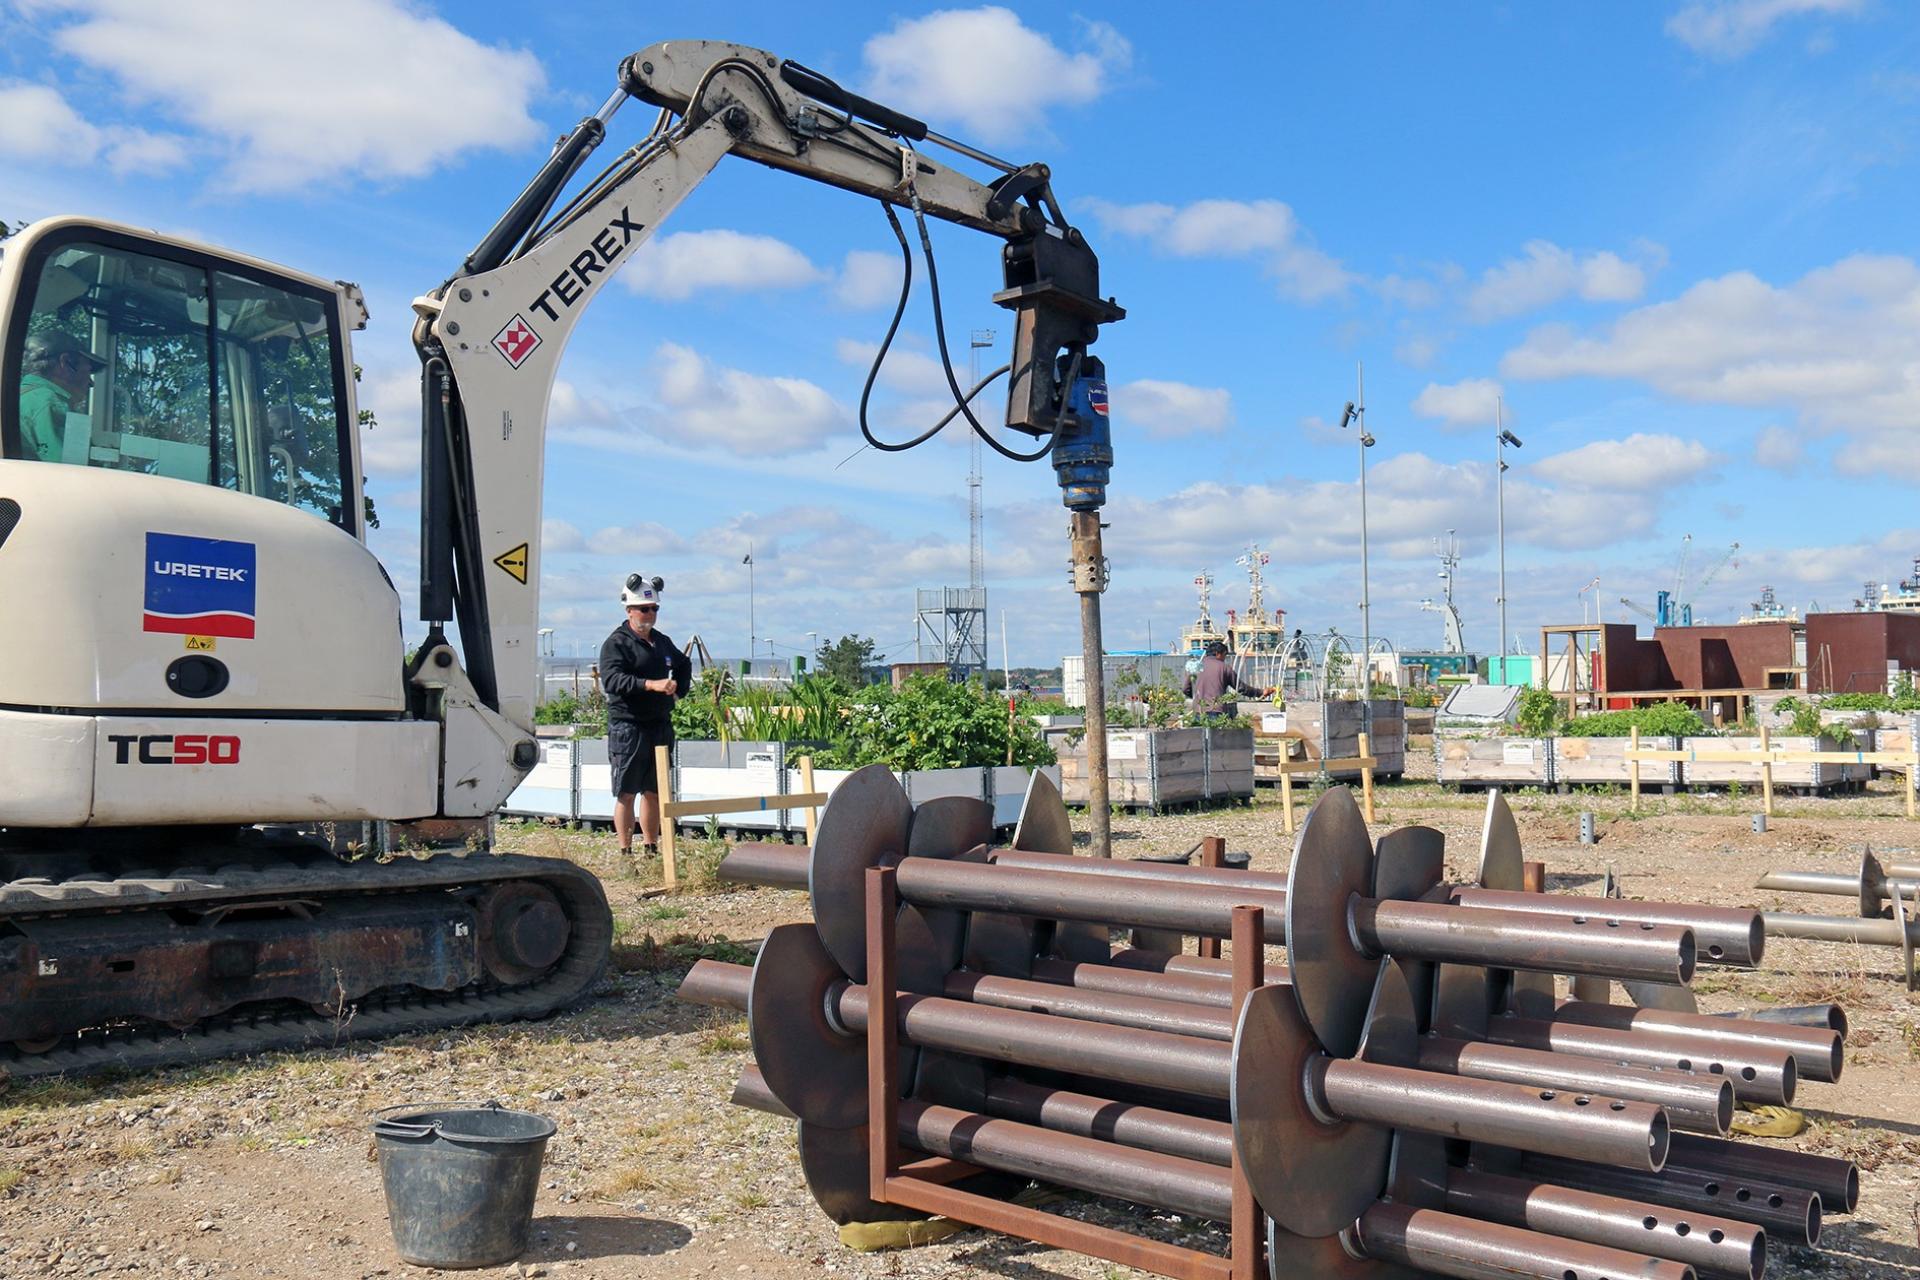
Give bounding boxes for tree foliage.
[815,634,882,687]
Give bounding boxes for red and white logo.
[493,315,543,368]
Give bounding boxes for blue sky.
[7,0,1919,669]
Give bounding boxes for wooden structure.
[1251,700,1405,781]
[1274,733,1377,834]
[864,865,1268,1280]
[1539,623,1607,717]
[1435,735,1551,788]
[1059,726,1254,811]
[1624,728,1918,818]
[654,748,824,889]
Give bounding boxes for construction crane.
[1620,596,1661,625]
[0,38,1121,1075]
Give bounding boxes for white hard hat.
[621,573,664,608]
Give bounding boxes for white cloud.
[1411,378,1504,430]
[639,342,846,455]
[1666,0,1864,60]
[357,369,420,476]
[28,0,545,191]
[1501,253,1920,468]
[1466,240,1660,321]
[1529,433,1718,490]
[1753,424,1804,470]
[1111,380,1233,438]
[619,230,825,301]
[836,249,905,308]
[861,7,1131,142]
[548,381,619,430]
[1083,196,1355,302]
[0,80,187,176]
[834,337,952,398]
[543,519,585,553]
[589,521,688,558]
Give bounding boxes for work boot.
[641,842,660,861]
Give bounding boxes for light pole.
[744,542,756,671]
[1337,362,1376,699]
[1495,402,1523,683]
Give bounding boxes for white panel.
[0,710,97,825]
[88,717,437,824]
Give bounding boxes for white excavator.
[0,40,1121,1077]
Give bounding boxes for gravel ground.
[2,775,1918,1280]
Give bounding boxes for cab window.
[5,236,356,533]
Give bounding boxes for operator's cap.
[621,572,664,608]
[25,329,107,368]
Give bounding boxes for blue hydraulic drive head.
[1052,355,1112,512]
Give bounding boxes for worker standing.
[1184,640,1272,718]
[599,573,691,863]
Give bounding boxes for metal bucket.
[372,1102,555,1269]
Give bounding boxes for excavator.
[0,40,1121,1078]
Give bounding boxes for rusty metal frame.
[862,864,1265,1280]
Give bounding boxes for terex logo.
[525,204,644,323]
[107,734,242,765]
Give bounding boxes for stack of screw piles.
[677,767,1856,1280]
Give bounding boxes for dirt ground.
[4,773,1920,1280]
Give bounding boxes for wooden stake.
[1358,731,1375,824]
[1279,767,1295,836]
[656,743,677,889]
[1628,726,1641,813]
[1758,724,1774,818]
[800,754,818,846]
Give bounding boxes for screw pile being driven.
[679,766,1858,1280]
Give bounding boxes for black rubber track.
[0,851,612,1082]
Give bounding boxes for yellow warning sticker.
[493,542,530,584]
[185,635,217,652]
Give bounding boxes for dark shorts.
[609,720,673,797]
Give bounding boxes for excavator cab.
[2,221,362,532]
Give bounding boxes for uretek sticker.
[144,532,256,639]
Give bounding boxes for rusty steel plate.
[809,764,913,981]
[1371,826,1444,904]
[963,911,1041,978]
[896,797,995,996]
[1285,786,1379,1057]
[911,1049,991,1112]
[796,1122,928,1225]
[1013,771,1111,965]
[1477,791,1554,1019]
[1384,1130,1449,1212]
[1355,960,1418,1069]
[1429,960,1501,1041]
[1860,848,1889,920]
[747,924,881,1129]
[1266,1220,1396,1280]
[1373,828,1445,1033]
[1233,981,1391,1238]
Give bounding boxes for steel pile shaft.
[1763,911,1917,945]
[1315,1059,1669,1171]
[943,971,1232,1039]
[1351,897,1697,985]
[1356,1202,1696,1280]
[1546,1001,1842,1083]
[731,1065,1234,1221]
[1713,1003,1847,1035]
[994,847,1293,894]
[1667,1132,1858,1213]
[718,842,810,889]
[981,1076,1234,1166]
[900,857,1696,983]
[1486,1016,1797,1105]
[906,1099,1233,1221]
[1420,1036,1734,1136]
[1110,948,1235,977]
[1444,1170,1762,1280]
[1521,1155,1821,1245]
[1753,869,1919,899]
[1030,956,1239,1008]
[680,958,752,1010]
[1451,887,1763,967]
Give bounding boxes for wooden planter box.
[1436,735,1552,787]
[1679,735,1862,788]
[1254,700,1406,781]
[1059,726,1254,811]
[1870,714,1919,776]
[1553,736,1680,788]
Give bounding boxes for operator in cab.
[18,330,105,463]
[599,573,692,864]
